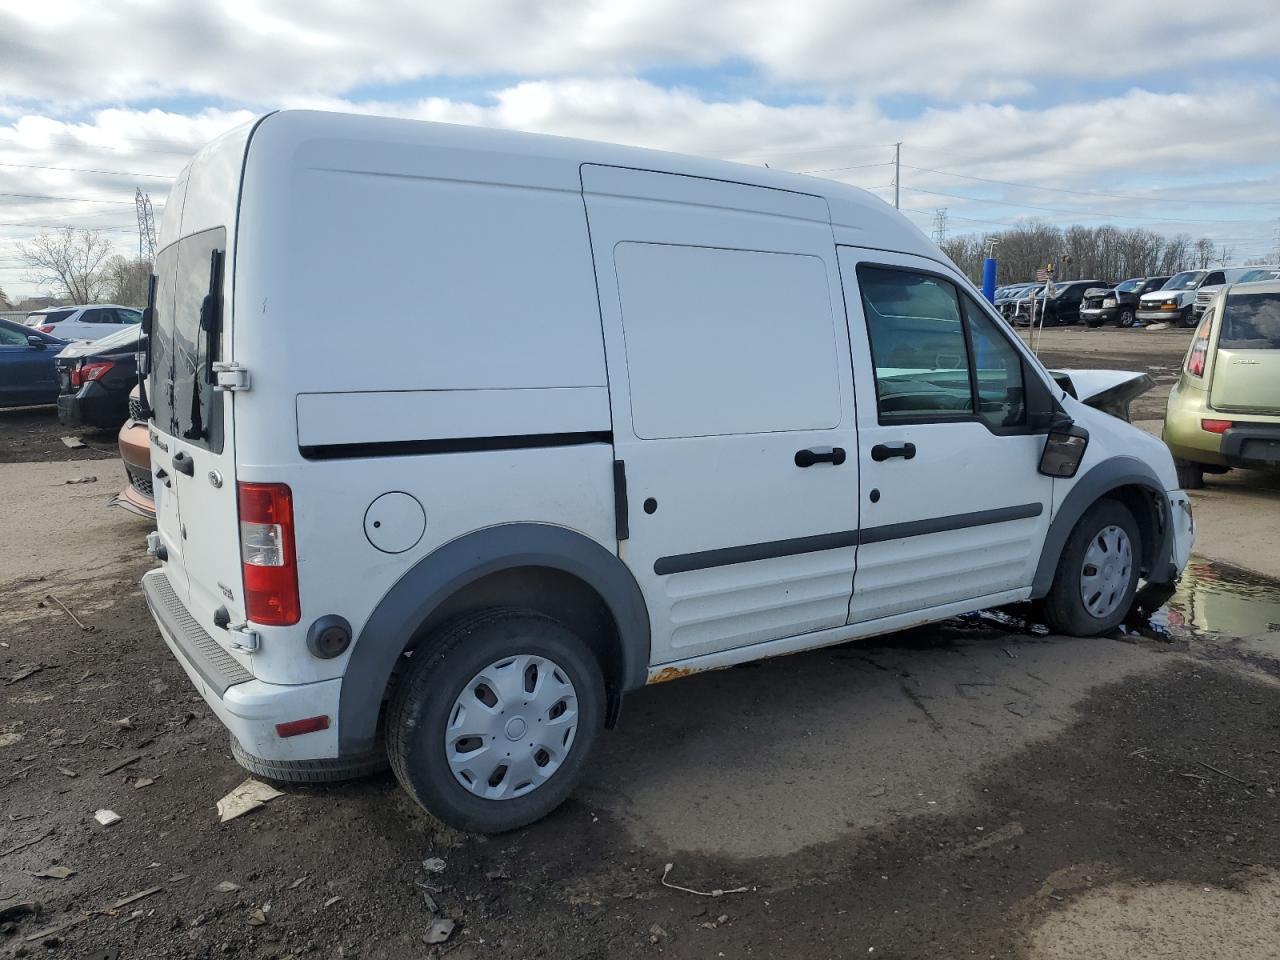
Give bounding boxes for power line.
[0,159,173,179]
[0,190,136,205]
[900,184,1267,225]
[797,160,894,175]
[901,163,1280,206]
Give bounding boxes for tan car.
[1164,280,1280,488]
[111,384,156,518]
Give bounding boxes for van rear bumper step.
[142,569,346,761]
[143,569,252,695]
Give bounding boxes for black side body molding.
[655,502,1044,575]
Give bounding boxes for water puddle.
[1132,556,1280,649]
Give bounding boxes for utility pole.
[893,142,901,209]
[135,188,157,263]
[931,208,948,245]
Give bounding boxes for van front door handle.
[871,442,917,462]
[172,451,195,476]
[795,446,847,468]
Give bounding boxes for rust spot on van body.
[647,665,700,685]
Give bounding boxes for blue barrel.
[981,258,998,304]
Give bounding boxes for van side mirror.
[27,336,46,350]
[141,306,153,337]
[1039,414,1090,478]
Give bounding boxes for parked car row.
[995,266,1280,330]
[25,303,141,342]
[1,315,156,520]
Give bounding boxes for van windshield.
[1221,292,1280,350]
[149,227,226,452]
[1163,271,1205,291]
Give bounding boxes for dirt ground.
[4,326,1280,960]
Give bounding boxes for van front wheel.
[387,608,604,833]
[1043,500,1141,637]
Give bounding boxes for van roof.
[188,109,939,264]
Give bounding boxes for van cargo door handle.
[871,442,917,462]
[172,452,195,476]
[794,447,847,468]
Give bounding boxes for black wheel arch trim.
[1030,456,1175,599]
[337,523,650,754]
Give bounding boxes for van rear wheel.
[1043,500,1141,637]
[387,608,604,833]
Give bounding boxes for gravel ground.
[3,324,1280,960]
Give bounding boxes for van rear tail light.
[1201,419,1233,434]
[70,360,115,388]
[238,482,300,626]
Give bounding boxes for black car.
[1079,276,1171,328]
[54,324,141,429]
[1015,280,1107,326]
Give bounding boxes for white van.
[141,110,1193,832]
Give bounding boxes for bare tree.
[1193,237,1216,270]
[18,227,114,304]
[101,255,153,308]
[1160,234,1192,275]
[1214,244,1235,268]
[0,285,10,310]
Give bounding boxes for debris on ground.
[214,881,241,893]
[108,886,163,911]
[422,857,447,874]
[1,828,52,858]
[1144,322,1169,331]
[63,476,97,484]
[216,778,284,822]
[649,923,669,943]
[660,863,749,898]
[29,866,75,880]
[6,665,43,685]
[247,908,268,926]
[100,753,143,776]
[0,901,38,923]
[323,896,343,908]
[94,809,122,827]
[424,918,455,944]
[130,776,156,789]
[56,766,77,778]
[45,593,94,631]
[60,437,86,449]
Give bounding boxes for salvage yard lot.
[3,326,1280,959]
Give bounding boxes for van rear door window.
[150,227,226,452]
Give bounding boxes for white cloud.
[1,0,1277,107]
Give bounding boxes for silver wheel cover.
[444,654,578,800]
[1079,524,1133,619]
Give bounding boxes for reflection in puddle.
[1143,556,1280,640]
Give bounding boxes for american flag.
[1035,268,1049,281]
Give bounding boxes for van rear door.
[149,227,249,653]
[1209,290,1280,414]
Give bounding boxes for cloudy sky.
[2,0,1279,300]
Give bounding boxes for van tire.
[387,607,605,833]
[229,735,389,784]
[1042,500,1141,637]
[1174,459,1205,489]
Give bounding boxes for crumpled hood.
[1047,368,1154,421]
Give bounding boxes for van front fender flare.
[1030,456,1174,599]
[337,523,650,754]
